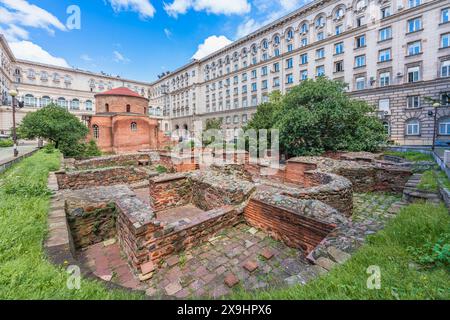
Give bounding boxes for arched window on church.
[126,104,131,113]
[93,125,99,139]
[105,103,109,112]
[131,122,137,132]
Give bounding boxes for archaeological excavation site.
[44,150,419,298]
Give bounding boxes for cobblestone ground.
[79,192,404,299]
[145,223,312,299]
[352,192,402,222]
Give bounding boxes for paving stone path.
[79,192,406,299]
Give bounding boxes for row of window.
[406,117,450,136]
[202,6,449,81]
[22,94,93,110]
[92,122,138,139]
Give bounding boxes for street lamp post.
[8,89,19,157]
[431,102,440,152]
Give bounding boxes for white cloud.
[9,41,70,68]
[164,0,251,17]
[164,28,172,38]
[113,50,131,63]
[0,0,66,34]
[235,0,310,38]
[107,0,156,18]
[0,24,29,42]
[192,35,232,60]
[80,54,93,62]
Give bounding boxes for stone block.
[243,260,258,272]
[224,273,240,288]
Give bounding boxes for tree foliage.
[18,104,100,158]
[246,78,387,156]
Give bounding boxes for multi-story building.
[0,34,158,135]
[150,0,450,146]
[1,0,450,146]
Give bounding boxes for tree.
[203,118,223,147]
[246,78,387,157]
[18,104,92,157]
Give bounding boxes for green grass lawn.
[384,151,434,162]
[417,171,440,192]
[1,150,448,300]
[230,202,450,300]
[0,150,142,299]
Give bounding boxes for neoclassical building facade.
[150,0,450,146]
[1,0,450,146]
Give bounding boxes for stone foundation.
[244,192,347,253]
[55,167,150,190]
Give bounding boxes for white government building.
[1,0,450,146]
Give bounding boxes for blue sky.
[0,0,309,83]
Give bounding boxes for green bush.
[155,165,168,174]
[384,151,434,162]
[0,139,14,148]
[59,139,102,159]
[246,78,387,157]
[408,234,450,269]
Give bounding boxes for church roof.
[95,87,145,98]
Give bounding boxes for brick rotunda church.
[86,87,161,153]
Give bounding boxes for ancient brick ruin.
[45,150,413,297]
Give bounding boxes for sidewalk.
[0,141,39,168]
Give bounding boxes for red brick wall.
[96,95,148,114]
[285,161,318,186]
[244,199,336,253]
[149,177,192,211]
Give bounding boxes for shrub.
[408,234,450,269]
[0,139,14,148]
[155,165,168,174]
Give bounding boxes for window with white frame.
[274,48,280,57]
[287,29,294,40]
[407,95,421,108]
[407,66,420,83]
[407,41,421,56]
[441,33,450,48]
[407,17,422,33]
[356,77,366,90]
[70,99,80,110]
[301,53,308,64]
[355,55,366,68]
[262,80,268,89]
[379,72,390,87]
[301,38,308,47]
[441,93,450,106]
[317,32,324,41]
[408,0,421,8]
[442,8,449,23]
[286,58,293,69]
[335,25,343,35]
[273,62,280,72]
[335,42,344,54]
[441,60,450,77]
[316,48,325,59]
[300,23,308,33]
[93,125,99,139]
[316,66,325,77]
[287,44,293,52]
[273,77,280,87]
[439,117,450,135]
[301,70,308,80]
[406,119,420,135]
[24,94,35,107]
[286,74,293,84]
[381,7,391,19]
[57,97,66,108]
[379,27,392,41]
[379,49,391,62]
[378,99,390,115]
[41,96,51,107]
[335,61,344,73]
[355,35,365,48]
